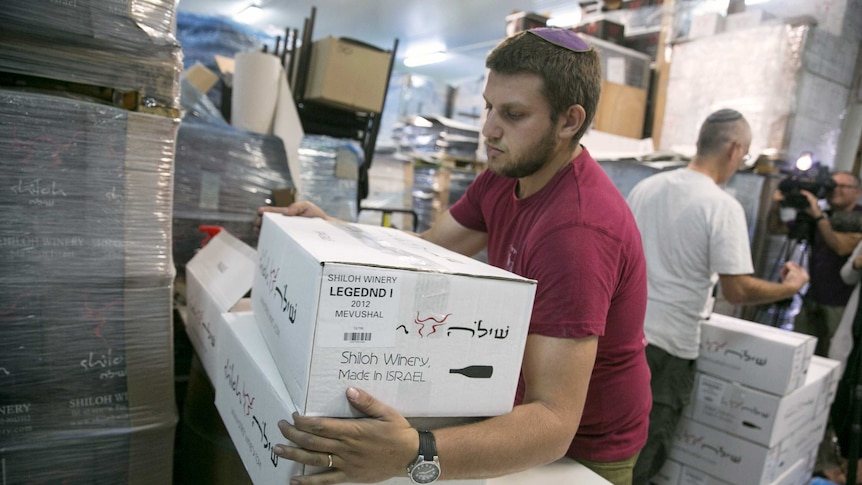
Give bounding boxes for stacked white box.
[685,355,839,446]
[688,12,725,39]
[652,459,683,485]
[184,230,257,380]
[215,311,486,485]
[252,214,537,417]
[667,314,839,485]
[698,314,816,396]
[669,416,802,485]
[674,452,814,485]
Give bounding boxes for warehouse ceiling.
[176,0,590,84]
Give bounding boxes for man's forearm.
[817,219,862,256]
[432,400,579,480]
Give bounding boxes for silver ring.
[327,453,333,468]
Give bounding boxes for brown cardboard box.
[574,20,626,45]
[305,36,392,113]
[594,81,648,139]
[505,11,549,37]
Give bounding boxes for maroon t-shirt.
[449,147,651,462]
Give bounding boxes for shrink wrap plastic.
[1,88,179,484]
[0,0,182,111]
[172,119,295,270]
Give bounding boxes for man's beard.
[489,127,558,179]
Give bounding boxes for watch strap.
[418,430,437,459]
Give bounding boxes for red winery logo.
[413,312,451,337]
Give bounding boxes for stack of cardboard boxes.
[0,2,183,482]
[185,214,538,484]
[654,314,842,485]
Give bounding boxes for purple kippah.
[527,27,592,52]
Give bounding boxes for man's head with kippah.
[486,27,601,145]
[525,27,593,53]
[697,108,751,157]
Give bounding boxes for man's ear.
[727,141,742,164]
[559,104,587,140]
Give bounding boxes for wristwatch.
[407,430,441,484]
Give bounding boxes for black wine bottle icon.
[449,365,493,379]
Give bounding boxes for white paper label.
[317,268,401,347]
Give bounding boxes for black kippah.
[705,109,743,123]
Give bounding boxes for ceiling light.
[235,4,265,25]
[547,9,582,28]
[795,152,814,172]
[403,51,449,67]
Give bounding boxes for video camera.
[777,156,836,209]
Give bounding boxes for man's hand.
[274,387,418,485]
[255,201,329,234]
[779,261,809,293]
[798,189,824,219]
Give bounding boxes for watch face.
[410,461,441,484]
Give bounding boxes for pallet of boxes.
[653,314,842,485]
[183,214,538,484]
[0,2,182,483]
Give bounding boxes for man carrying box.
[257,27,651,485]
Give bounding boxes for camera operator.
[773,173,862,485]
[773,171,862,357]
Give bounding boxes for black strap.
[418,430,437,459]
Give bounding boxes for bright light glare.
[235,5,265,25]
[403,51,449,67]
[412,116,434,128]
[547,10,582,28]
[745,0,771,4]
[796,152,814,171]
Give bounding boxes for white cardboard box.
[669,410,826,485]
[685,355,839,446]
[698,314,816,396]
[670,417,781,485]
[724,9,769,32]
[810,355,842,415]
[184,230,257,380]
[652,458,682,485]
[688,12,725,39]
[214,311,485,485]
[676,453,812,485]
[215,312,304,484]
[252,214,537,417]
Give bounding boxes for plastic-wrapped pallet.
[0,1,183,112]
[298,135,361,222]
[412,164,449,233]
[3,0,178,45]
[0,88,179,484]
[172,119,295,270]
[177,11,274,112]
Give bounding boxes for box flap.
[262,214,534,284]
[186,229,257,310]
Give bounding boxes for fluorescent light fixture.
[547,9,582,28]
[235,4,265,25]
[403,51,449,67]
